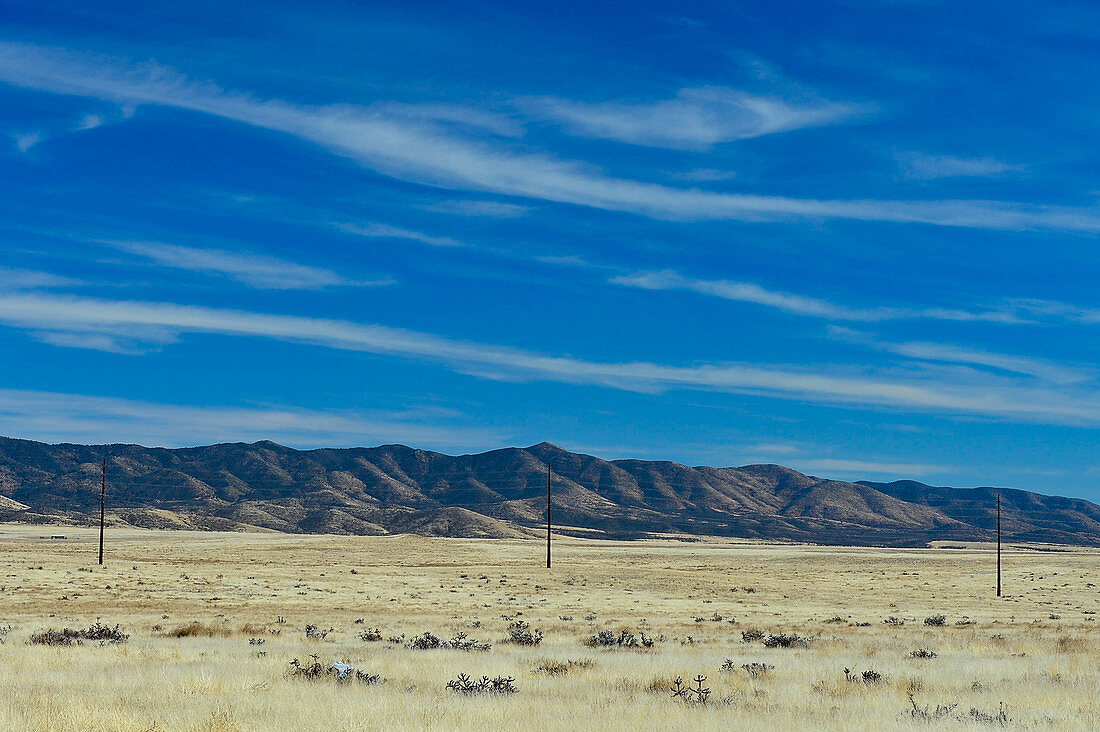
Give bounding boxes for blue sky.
[2,1,1100,498]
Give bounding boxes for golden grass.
[1,523,1098,730]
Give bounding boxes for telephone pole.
[996,493,1001,597]
[98,457,106,565]
[546,462,552,569]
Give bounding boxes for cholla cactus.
[506,620,543,646]
[446,673,517,695]
[406,630,491,651]
[585,629,654,648]
[357,627,383,642]
[670,675,711,704]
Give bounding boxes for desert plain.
[0,524,1097,730]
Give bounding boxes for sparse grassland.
[0,524,1098,730]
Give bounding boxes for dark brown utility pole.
[98,457,106,565]
[546,462,552,569]
[996,494,1001,597]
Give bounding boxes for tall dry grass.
[0,524,1097,730]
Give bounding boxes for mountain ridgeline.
[0,436,1097,546]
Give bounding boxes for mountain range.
[1,435,1098,546]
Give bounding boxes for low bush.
[845,667,884,684]
[763,633,809,648]
[535,658,593,675]
[446,673,517,695]
[30,621,128,646]
[406,631,491,652]
[741,628,766,643]
[304,624,333,641]
[584,629,653,649]
[505,620,542,646]
[288,656,382,685]
[164,621,231,638]
[670,675,711,704]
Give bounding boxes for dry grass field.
[0,524,1097,730]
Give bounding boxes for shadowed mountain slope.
[0,436,1094,546]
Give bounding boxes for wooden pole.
[546,462,552,569]
[98,457,106,565]
[996,493,1001,597]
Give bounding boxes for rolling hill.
[0,435,1095,546]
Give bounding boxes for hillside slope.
[0,436,1093,545]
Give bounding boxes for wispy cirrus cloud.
[335,222,465,248]
[425,199,531,218]
[898,152,1027,180]
[0,266,83,290]
[10,130,41,152]
[612,269,1022,323]
[3,42,1100,231]
[0,388,506,450]
[524,87,865,150]
[793,458,950,477]
[827,326,1091,384]
[103,239,391,290]
[1,291,1100,425]
[880,341,1088,384]
[7,106,130,154]
[1009,298,1100,325]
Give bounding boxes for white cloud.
[612,269,1022,323]
[426,199,531,218]
[898,152,1027,180]
[827,326,1092,384]
[794,458,949,477]
[335,222,465,248]
[75,113,106,130]
[372,101,523,138]
[876,340,1090,384]
[1010,299,1100,325]
[30,330,153,355]
[0,266,83,290]
[0,388,506,450]
[104,239,390,289]
[526,87,865,150]
[2,42,1100,231]
[669,168,738,182]
[11,130,41,152]
[1,291,1100,425]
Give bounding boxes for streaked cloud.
[426,199,531,218]
[76,113,107,130]
[899,152,1027,180]
[525,87,864,150]
[879,340,1089,384]
[794,458,950,477]
[0,266,83,290]
[668,168,738,182]
[336,222,465,248]
[612,269,1021,323]
[11,130,41,152]
[2,42,1100,231]
[372,101,523,138]
[827,326,1091,384]
[2,291,1100,425]
[1010,298,1100,325]
[0,388,506,451]
[104,239,390,289]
